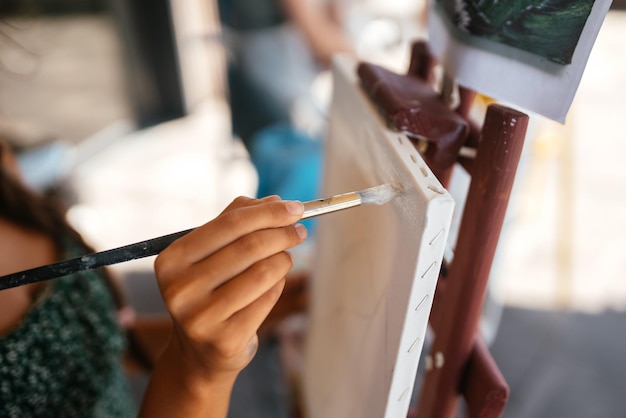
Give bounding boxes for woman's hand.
[139,196,306,417]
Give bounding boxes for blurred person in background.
[218,0,354,146]
[218,0,355,222]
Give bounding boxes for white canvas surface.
[303,55,454,418]
[428,0,612,123]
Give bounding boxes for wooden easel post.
[356,39,529,417]
[403,43,528,417]
[418,103,528,418]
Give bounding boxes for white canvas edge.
[303,54,455,418]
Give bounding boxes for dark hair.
[0,143,125,307]
[0,143,154,369]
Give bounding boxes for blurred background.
[1,0,625,416]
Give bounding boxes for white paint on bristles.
[358,183,400,205]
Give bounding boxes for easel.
[358,40,529,417]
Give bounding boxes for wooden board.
[303,56,455,418]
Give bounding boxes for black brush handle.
[0,228,194,291]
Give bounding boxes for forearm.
[138,340,237,418]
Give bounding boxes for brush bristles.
[358,184,400,205]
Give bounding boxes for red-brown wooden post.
[416,104,528,417]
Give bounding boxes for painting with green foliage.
[436,0,595,64]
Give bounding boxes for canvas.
[303,55,455,418]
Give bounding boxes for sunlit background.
[1,1,625,416]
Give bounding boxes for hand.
[153,195,306,387]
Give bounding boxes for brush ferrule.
[301,192,361,219]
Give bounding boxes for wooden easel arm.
[462,338,509,418]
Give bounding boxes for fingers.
[219,194,281,214]
[166,274,288,373]
[224,277,287,341]
[159,198,304,268]
[207,251,294,322]
[160,223,305,319]
[204,223,305,288]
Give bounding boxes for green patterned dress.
[0,244,137,417]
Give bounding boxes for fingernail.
[295,223,308,239]
[285,200,304,216]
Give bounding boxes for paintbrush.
[301,183,399,219]
[0,184,399,291]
